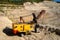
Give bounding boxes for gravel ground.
[0,1,60,40]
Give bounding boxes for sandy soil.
[0,1,60,40]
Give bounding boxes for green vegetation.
[0,0,44,5]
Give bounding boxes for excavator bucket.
[37,10,46,19]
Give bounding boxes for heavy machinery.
[12,23,34,35]
[12,10,46,35]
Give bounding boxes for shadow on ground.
[3,27,15,36]
[55,29,60,36]
[3,27,22,37]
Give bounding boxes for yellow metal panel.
[12,23,34,32]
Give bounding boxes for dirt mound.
[0,16,12,27]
